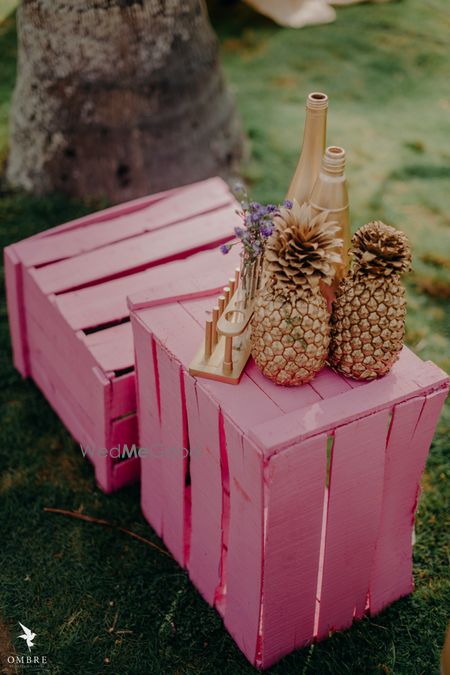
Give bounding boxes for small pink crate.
[5,178,240,493]
[130,291,448,668]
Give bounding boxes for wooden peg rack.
[189,267,255,384]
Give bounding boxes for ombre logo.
[3,622,48,669]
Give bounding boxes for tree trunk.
[7,0,243,202]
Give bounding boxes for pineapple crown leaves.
[351,221,412,277]
[264,200,343,291]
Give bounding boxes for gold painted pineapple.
[329,221,412,380]
[251,202,342,386]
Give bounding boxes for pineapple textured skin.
[329,272,406,380]
[251,288,330,386]
[329,220,411,380]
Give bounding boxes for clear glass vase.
[239,252,263,308]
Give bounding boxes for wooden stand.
[188,268,256,384]
[5,177,241,492]
[131,288,449,667]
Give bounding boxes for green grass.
[0,2,449,673]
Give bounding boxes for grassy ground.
[0,2,449,673]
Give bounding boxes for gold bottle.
[286,92,328,205]
[310,145,350,281]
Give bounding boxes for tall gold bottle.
[286,92,328,205]
[310,145,350,281]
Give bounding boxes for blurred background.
[0,1,449,673]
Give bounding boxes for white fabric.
[243,0,390,28]
[244,0,335,27]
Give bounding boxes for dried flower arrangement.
[220,182,293,305]
[221,183,292,260]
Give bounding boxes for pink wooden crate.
[129,292,449,668]
[4,177,241,493]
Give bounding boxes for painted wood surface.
[132,289,448,668]
[317,410,389,640]
[26,184,181,240]
[131,316,164,536]
[183,376,223,605]
[370,387,449,615]
[260,434,328,668]
[15,179,231,267]
[56,245,240,331]
[83,322,135,374]
[4,246,29,376]
[223,429,264,665]
[250,350,449,456]
[32,204,239,295]
[154,342,189,567]
[5,177,239,493]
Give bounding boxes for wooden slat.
[22,272,138,493]
[25,267,137,426]
[155,340,189,567]
[244,360,321,412]
[132,315,164,536]
[82,322,135,373]
[260,434,327,668]
[317,410,389,639]
[109,371,136,419]
[110,414,139,452]
[109,415,140,490]
[370,387,449,615]
[25,184,182,240]
[28,344,115,492]
[29,344,99,453]
[4,246,29,376]
[24,271,111,381]
[16,178,232,267]
[32,204,240,294]
[112,456,141,488]
[223,427,264,665]
[250,350,449,455]
[184,375,223,605]
[309,368,353,399]
[25,311,105,437]
[56,245,240,331]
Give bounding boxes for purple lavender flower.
[222,191,285,262]
[283,199,293,209]
[260,223,274,238]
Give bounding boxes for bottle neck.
[286,93,328,203]
[302,95,328,148]
[320,146,346,176]
[306,91,328,112]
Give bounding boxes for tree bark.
[7,0,243,202]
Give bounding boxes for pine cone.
[265,201,343,291]
[351,221,412,277]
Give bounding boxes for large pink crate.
[4,178,241,493]
[129,292,448,668]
